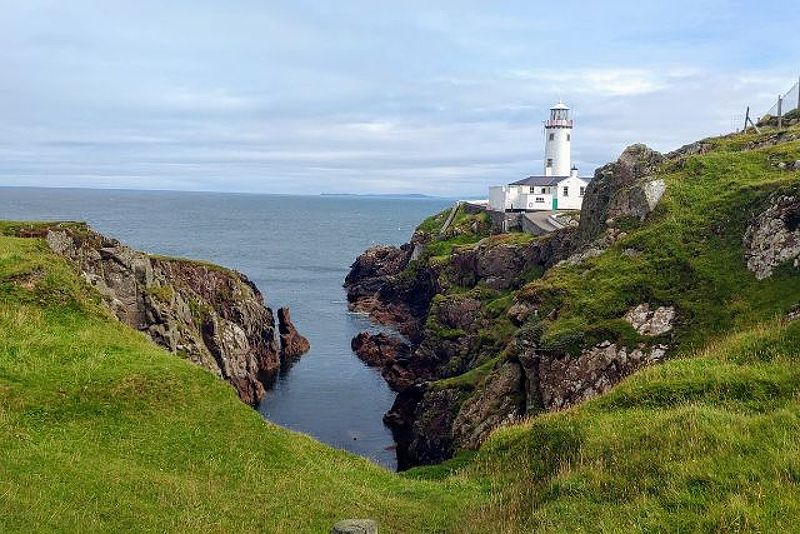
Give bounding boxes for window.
[562,186,569,197]
[535,197,545,203]
[567,134,571,141]
[541,188,546,194]
[546,158,553,168]
[548,133,554,141]
[579,186,585,197]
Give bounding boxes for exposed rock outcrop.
[449,230,574,290]
[452,361,525,450]
[624,303,676,336]
[345,143,678,470]
[534,341,668,410]
[277,307,310,361]
[744,194,800,279]
[44,225,306,406]
[575,144,665,246]
[398,386,466,468]
[345,244,436,341]
[351,332,414,391]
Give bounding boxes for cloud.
[508,68,704,97]
[0,1,798,196]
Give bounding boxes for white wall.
[490,185,555,211]
[555,175,588,210]
[488,186,507,211]
[520,193,554,211]
[489,185,524,211]
[491,181,588,212]
[544,126,572,177]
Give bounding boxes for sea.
[0,187,451,470]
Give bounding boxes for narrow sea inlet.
[0,187,450,469]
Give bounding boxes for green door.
[552,197,558,210]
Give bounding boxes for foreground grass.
[3,125,800,532]
[0,235,479,532]
[442,318,800,532]
[5,230,800,532]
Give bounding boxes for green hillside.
[3,123,800,532]
[0,229,478,532]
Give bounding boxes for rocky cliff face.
[43,225,308,405]
[346,143,681,469]
[575,143,665,246]
[744,194,800,279]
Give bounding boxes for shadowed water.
[0,187,450,469]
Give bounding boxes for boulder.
[575,144,665,246]
[624,303,676,336]
[332,519,377,534]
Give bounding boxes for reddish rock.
[42,224,306,407]
[351,332,413,391]
[277,307,310,360]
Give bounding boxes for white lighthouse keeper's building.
[489,102,589,212]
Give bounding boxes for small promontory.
[14,222,308,405]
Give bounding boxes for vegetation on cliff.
[0,229,476,531]
[4,123,800,531]
[347,123,800,471]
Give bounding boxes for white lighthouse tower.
[543,101,573,177]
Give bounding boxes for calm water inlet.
[0,187,450,469]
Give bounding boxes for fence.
[762,77,800,120]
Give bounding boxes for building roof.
[510,175,566,187]
[510,174,590,187]
[551,101,569,110]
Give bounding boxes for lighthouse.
[543,101,573,177]
[487,100,588,215]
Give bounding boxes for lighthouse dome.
[551,101,569,110]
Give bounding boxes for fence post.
[777,95,783,128]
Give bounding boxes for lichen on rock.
[743,194,800,280]
[536,341,668,410]
[624,303,676,336]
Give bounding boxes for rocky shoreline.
[25,223,309,406]
[345,144,679,469]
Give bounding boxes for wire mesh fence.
[763,78,800,118]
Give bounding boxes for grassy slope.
[0,234,479,532]
[2,125,800,532]
[528,130,800,357]
[407,126,800,531]
[453,317,800,532]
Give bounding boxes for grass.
[3,125,800,531]
[518,129,800,357]
[0,234,481,532]
[458,318,800,532]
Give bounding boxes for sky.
[1,1,799,196]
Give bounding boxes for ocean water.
[0,187,450,469]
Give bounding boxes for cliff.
[3,122,800,531]
[347,128,800,469]
[11,223,308,405]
